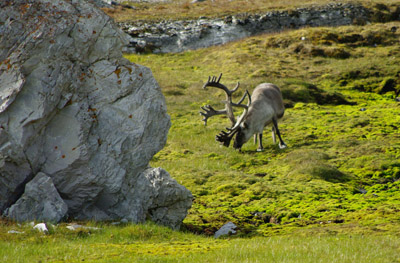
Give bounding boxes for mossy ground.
[2,8,400,263]
[126,21,400,237]
[1,220,399,262]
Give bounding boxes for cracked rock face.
[0,0,192,229]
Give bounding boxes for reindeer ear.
[243,122,248,129]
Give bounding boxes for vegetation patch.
[2,219,400,262]
[280,79,354,107]
[124,20,400,237]
[283,150,351,183]
[2,3,400,263]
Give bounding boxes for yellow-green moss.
[124,21,400,236]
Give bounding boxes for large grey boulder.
[0,0,192,228]
[6,173,68,223]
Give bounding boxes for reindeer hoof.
[257,148,264,152]
[279,144,287,149]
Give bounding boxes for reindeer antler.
[202,73,240,96]
[202,73,223,90]
[200,73,244,126]
[200,105,225,126]
[215,129,237,147]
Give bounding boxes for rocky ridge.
[119,2,400,53]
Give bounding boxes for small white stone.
[8,230,24,234]
[33,223,48,233]
[66,226,76,231]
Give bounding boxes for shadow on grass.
[283,149,352,183]
[239,144,287,155]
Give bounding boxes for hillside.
[1,2,400,262]
[125,20,400,236]
[104,0,400,22]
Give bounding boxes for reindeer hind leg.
[271,126,276,144]
[272,118,287,149]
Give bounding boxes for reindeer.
[200,73,287,152]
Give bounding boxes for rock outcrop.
[120,3,398,53]
[0,0,192,229]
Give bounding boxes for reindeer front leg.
[257,133,264,152]
[272,118,287,149]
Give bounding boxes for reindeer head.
[233,125,246,150]
[215,125,246,150]
[200,73,252,150]
[215,97,251,151]
[215,128,237,147]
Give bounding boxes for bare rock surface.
[214,222,237,238]
[6,173,68,223]
[0,0,192,228]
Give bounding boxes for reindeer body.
[233,83,286,151]
[246,83,284,133]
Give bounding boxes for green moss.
[375,77,400,95]
[123,21,400,236]
[4,9,400,263]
